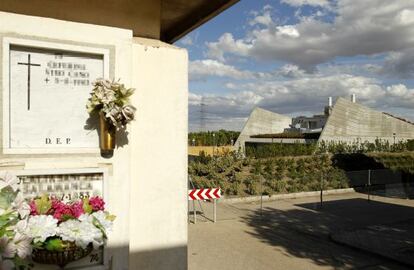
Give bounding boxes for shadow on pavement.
[244,198,414,269]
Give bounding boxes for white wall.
[129,38,188,270]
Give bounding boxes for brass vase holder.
[32,242,93,268]
[99,113,116,151]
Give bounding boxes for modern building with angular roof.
[319,97,414,143]
[236,96,414,151]
[234,107,291,151]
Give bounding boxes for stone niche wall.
[0,11,188,270]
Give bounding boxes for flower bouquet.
[86,79,136,150]
[21,195,115,267]
[0,172,32,270]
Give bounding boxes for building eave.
[162,0,240,43]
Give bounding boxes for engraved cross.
[18,54,40,111]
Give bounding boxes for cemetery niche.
[3,38,110,154]
[0,168,114,269]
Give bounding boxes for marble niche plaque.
[16,171,105,269]
[17,173,103,201]
[6,44,108,152]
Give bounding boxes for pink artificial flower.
[51,198,65,211]
[53,204,74,221]
[71,201,84,218]
[89,196,105,211]
[29,200,38,216]
[51,198,75,221]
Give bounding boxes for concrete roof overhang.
[0,0,239,43]
[161,0,239,43]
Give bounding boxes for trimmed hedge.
[245,139,414,159]
[246,142,317,158]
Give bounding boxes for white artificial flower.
[26,215,58,243]
[58,219,103,249]
[93,86,106,100]
[9,233,32,258]
[121,105,136,123]
[101,89,116,104]
[105,105,123,127]
[101,79,112,89]
[12,193,30,219]
[0,172,19,191]
[92,211,113,232]
[14,219,28,234]
[78,213,93,223]
[0,236,16,259]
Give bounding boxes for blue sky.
[176,0,414,131]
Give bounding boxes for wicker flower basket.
[32,242,93,267]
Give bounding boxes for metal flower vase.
[99,113,116,151]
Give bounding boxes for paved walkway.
[189,192,413,270]
[332,219,414,267]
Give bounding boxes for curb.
[220,188,356,204]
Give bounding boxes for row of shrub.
[245,139,414,158]
[318,139,414,154]
[188,130,240,146]
[246,142,317,158]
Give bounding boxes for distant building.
[235,95,414,151]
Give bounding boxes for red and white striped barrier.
[188,188,221,201]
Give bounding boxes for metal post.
[193,200,197,224]
[367,169,371,202]
[260,176,263,217]
[213,199,217,223]
[320,174,324,208]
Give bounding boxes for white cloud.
[249,9,273,26]
[179,36,193,46]
[206,0,414,71]
[189,60,308,81]
[189,59,255,80]
[380,49,414,78]
[205,33,251,61]
[281,0,331,8]
[278,64,307,78]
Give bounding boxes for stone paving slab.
[331,219,414,267]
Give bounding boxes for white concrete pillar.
[129,38,188,270]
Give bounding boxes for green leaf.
[13,255,34,269]
[45,238,64,252]
[32,241,45,249]
[61,214,75,222]
[0,186,17,209]
[34,195,52,215]
[82,198,93,214]
[105,212,116,222]
[92,216,107,239]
